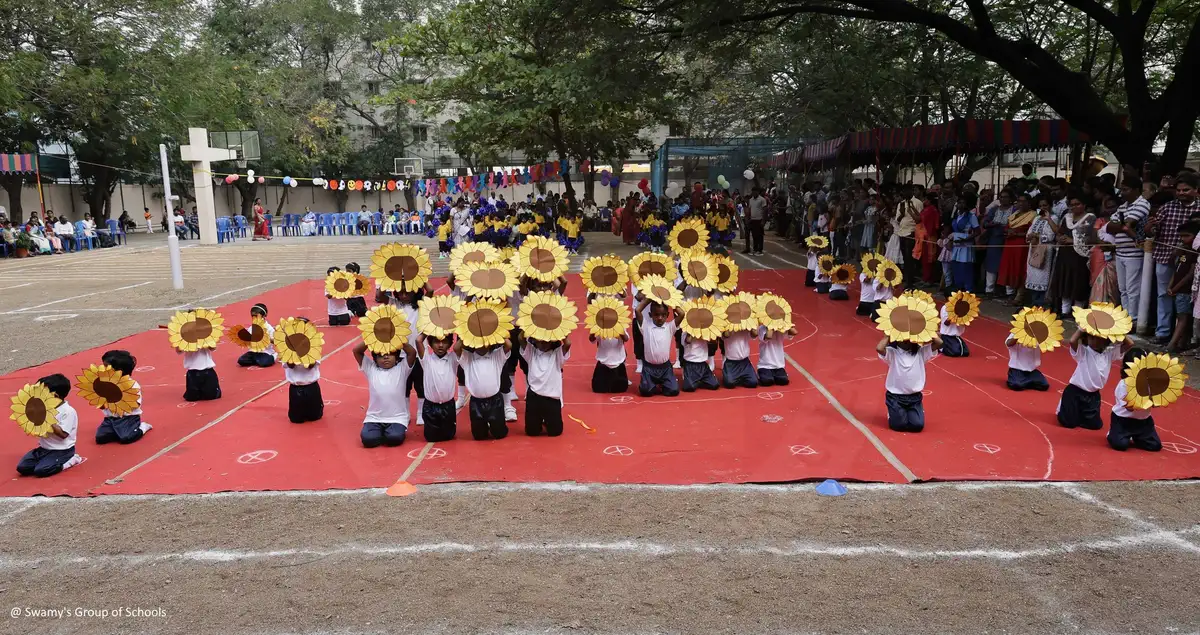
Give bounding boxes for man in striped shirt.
[1147,172,1200,340]
[1103,177,1151,321]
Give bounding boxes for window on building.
[371,125,383,140]
[668,122,686,137]
[365,81,380,95]
[411,125,429,142]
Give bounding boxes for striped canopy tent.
[842,119,1099,168]
[0,153,36,174]
[767,147,803,169]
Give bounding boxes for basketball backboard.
[209,131,261,167]
[394,157,424,177]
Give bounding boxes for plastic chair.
[217,217,237,243]
[105,219,126,245]
[74,221,95,251]
[262,214,273,236]
[316,214,330,236]
[370,212,383,235]
[288,214,301,236]
[281,214,293,236]
[335,213,348,236]
[234,214,248,238]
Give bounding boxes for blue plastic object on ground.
[815,479,847,497]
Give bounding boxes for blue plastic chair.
[371,212,383,235]
[105,219,126,245]
[335,213,348,235]
[288,214,300,236]
[74,221,95,251]
[281,214,293,236]
[316,214,330,235]
[263,214,274,236]
[217,217,236,243]
[234,214,248,238]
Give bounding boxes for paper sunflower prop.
[228,317,271,352]
[581,254,629,295]
[10,382,61,438]
[455,300,515,348]
[370,243,432,292]
[1010,307,1064,353]
[876,295,939,344]
[637,274,684,308]
[876,260,903,288]
[353,274,371,297]
[831,263,858,286]
[628,252,677,285]
[518,291,578,342]
[902,289,935,306]
[756,293,794,333]
[679,297,727,341]
[75,364,140,415]
[668,218,710,255]
[860,252,884,278]
[274,318,324,366]
[167,308,224,352]
[1122,353,1188,410]
[325,270,358,299]
[456,260,521,301]
[417,294,465,338]
[805,235,829,250]
[714,255,739,293]
[681,252,719,291]
[945,291,981,326]
[585,296,632,339]
[1072,302,1133,342]
[449,242,500,274]
[817,255,836,276]
[359,304,413,354]
[518,235,569,282]
[717,292,759,332]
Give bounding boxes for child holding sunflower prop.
[325,267,355,326]
[276,317,325,424]
[168,308,224,402]
[857,253,885,317]
[679,297,726,392]
[1006,306,1062,391]
[714,254,738,296]
[875,296,943,433]
[805,235,830,287]
[829,263,857,301]
[454,301,515,440]
[80,350,151,444]
[370,243,433,295]
[343,263,369,318]
[449,242,501,276]
[720,294,762,389]
[586,296,633,393]
[354,306,418,449]
[516,292,576,437]
[13,374,87,477]
[815,254,835,294]
[680,252,720,294]
[938,291,980,358]
[1108,349,1188,452]
[669,217,710,257]
[233,303,276,368]
[581,254,629,298]
[633,296,680,397]
[417,293,468,433]
[1058,304,1134,431]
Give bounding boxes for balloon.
[387,180,397,191]
[224,175,234,184]
[743,169,755,180]
[600,174,610,187]
[257,177,265,184]
[364,180,373,191]
[282,176,291,186]
[290,180,298,188]
[339,180,346,191]
[246,169,255,179]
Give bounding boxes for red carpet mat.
[2,269,1198,497]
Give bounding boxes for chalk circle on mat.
[789,445,818,455]
[973,443,1001,454]
[1161,442,1196,455]
[408,447,447,459]
[603,445,634,456]
[609,395,634,404]
[758,392,784,401]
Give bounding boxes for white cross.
[180,128,237,245]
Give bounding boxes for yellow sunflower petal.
[669,218,710,256]
[628,252,678,285]
[581,254,629,295]
[417,294,465,338]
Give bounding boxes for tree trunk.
[609,157,625,205]
[583,164,596,203]
[1,175,24,220]
[82,168,119,221]
[333,190,348,213]
[953,154,996,185]
[233,180,259,219]
[277,186,290,214]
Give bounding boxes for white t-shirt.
[880,345,935,394]
[359,354,411,425]
[1005,336,1041,372]
[723,331,752,361]
[54,221,74,236]
[1112,380,1151,420]
[859,274,876,302]
[830,282,848,292]
[938,305,964,337]
[262,322,278,359]
[682,334,709,363]
[400,304,420,348]
[757,327,790,370]
[807,252,818,271]
[327,297,349,316]
[285,362,321,386]
[633,283,652,322]
[183,350,215,371]
[875,285,893,302]
[40,400,78,450]
[596,332,628,368]
[640,317,676,365]
[522,343,569,400]
[461,347,506,398]
[103,379,142,417]
[421,348,459,404]
[1067,343,1123,392]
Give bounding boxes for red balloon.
[387,180,397,191]
[328,179,339,190]
[354,180,364,190]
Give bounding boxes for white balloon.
[743,169,754,180]
[246,169,255,179]
[290,180,298,188]
[364,181,373,191]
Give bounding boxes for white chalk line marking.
[6,528,1200,571]
[2,281,153,314]
[0,499,43,526]
[783,352,918,483]
[1059,483,1200,553]
[0,282,33,291]
[396,442,437,483]
[100,335,361,488]
[170,279,280,309]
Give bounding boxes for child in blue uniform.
[95,350,152,444]
[16,374,86,477]
[1107,348,1163,452]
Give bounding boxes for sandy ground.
[2,230,1199,634]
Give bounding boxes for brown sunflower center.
[686,308,713,329]
[430,306,457,329]
[717,263,731,284]
[333,278,351,293]
[94,379,123,403]
[687,260,709,281]
[596,307,618,329]
[591,265,618,287]
[468,308,499,337]
[1024,320,1049,342]
[469,268,508,290]
[650,285,671,302]
[26,397,47,425]
[1086,311,1116,331]
[249,323,265,341]
[529,248,558,273]
[286,333,312,357]
[867,257,880,271]
[726,301,752,323]
[463,250,487,264]
[373,317,396,343]
[180,318,213,343]
[890,307,927,335]
[765,301,786,321]
[385,255,420,281]
[953,300,971,317]
[1136,367,1170,397]
[678,228,699,248]
[354,277,365,291]
[531,304,563,331]
[835,269,850,282]
[640,261,667,278]
[237,327,253,342]
[884,268,897,281]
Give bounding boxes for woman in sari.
[1089,195,1119,304]
[299,207,318,236]
[1048,193,1096,318]
[1024,197,1058,307]
[949,196,981,292]
[997,192,1035,303]
[252,198,271,241]
[918,192,941,284]
[620,194,640,245]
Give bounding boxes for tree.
[626,0,1200,174]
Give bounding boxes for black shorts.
[289,382,324,423]
[183,368,221,401]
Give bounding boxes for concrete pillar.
[180,128,236,245]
